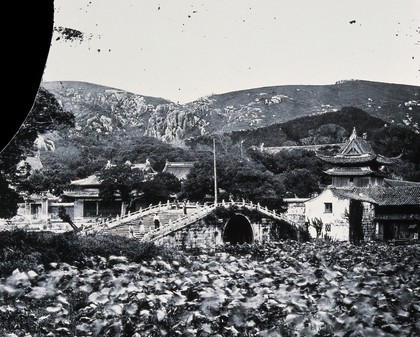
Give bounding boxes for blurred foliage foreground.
[0,230,419,337]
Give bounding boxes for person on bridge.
[154,213,160,229]
[183,200,187,215]
[128,224,134,238]
[138,217,145,234]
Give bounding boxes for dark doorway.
[383,223,394,241]
[223,214,254,244]
[348,199,364,244]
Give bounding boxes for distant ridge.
[40,80,420,144]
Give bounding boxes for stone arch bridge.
[81,200,301,249]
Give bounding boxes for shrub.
[0,229,172,278]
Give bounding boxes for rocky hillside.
[41,80,420,145]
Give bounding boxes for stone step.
[102,208,191,238]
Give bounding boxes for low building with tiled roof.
[61,160,155,221]
[162,161,196,181]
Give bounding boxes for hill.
[224,107,388,147]
[41,80,420,145]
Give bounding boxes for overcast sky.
[42,0,420,104]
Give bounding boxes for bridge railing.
[82,200,201,234]
[142,200,299,242]
[219,199,288,221]
[143,204,217,242]
[82,199,299,239]
[237,200,301,227]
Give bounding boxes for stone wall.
[361,202,376,241]
[154,214,273,249]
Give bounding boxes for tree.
[310,217,323,239]
[346,200,364,245]
[0,87,75,218]
[19,164,75,196]
[98,163,145,213]
[0,175,21,218]
[57,206,79,232]
[180,152,286,210]
[313,123,347,144]
[277,169,320,198]
[179,155,214,201]
[218,155,285,209]
[141,172,181,204]
[0,87,75,174]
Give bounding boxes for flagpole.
[213,138,217,205]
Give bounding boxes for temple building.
[301,128,420,242]
[62,160,157,222]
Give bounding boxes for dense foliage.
[0,176,21,218]
[227,107,385,147]
[0,230,419,337]
[0,87,75,174]
[179,152,287,208]
[141,172,182,205]
[97,163,145,210]
[0,230,172,278]
[0,88,75,218]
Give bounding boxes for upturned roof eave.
[317,153,377,164]
[324,167,376,176]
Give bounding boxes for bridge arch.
[222,213,254,244]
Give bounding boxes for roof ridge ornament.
[349,127,357,141]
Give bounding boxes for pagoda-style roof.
[341,129,375,155]
[376,154,402,165]
[317,127,399,166]
[318,153,377,165]
[128,158,157,174]
[324,166,375,176]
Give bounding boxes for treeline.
[226,107,387,146]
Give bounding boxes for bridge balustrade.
[80,199,300,239]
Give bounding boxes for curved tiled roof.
[162,161,196,180]
[324,166,375,176]
[366,186,420,206]
[376,154,402,165]
[70,175,101,186]
[341,129,375,156]
[317,128,399,166]
[62,190,100,198]
[318,153,377,165]
[329,185,420,206]
[384,178,420,187]
[330,188,377,203]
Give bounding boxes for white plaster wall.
[304,189,350,241]
[73,200,84,220]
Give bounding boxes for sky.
[42,0,420,104]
